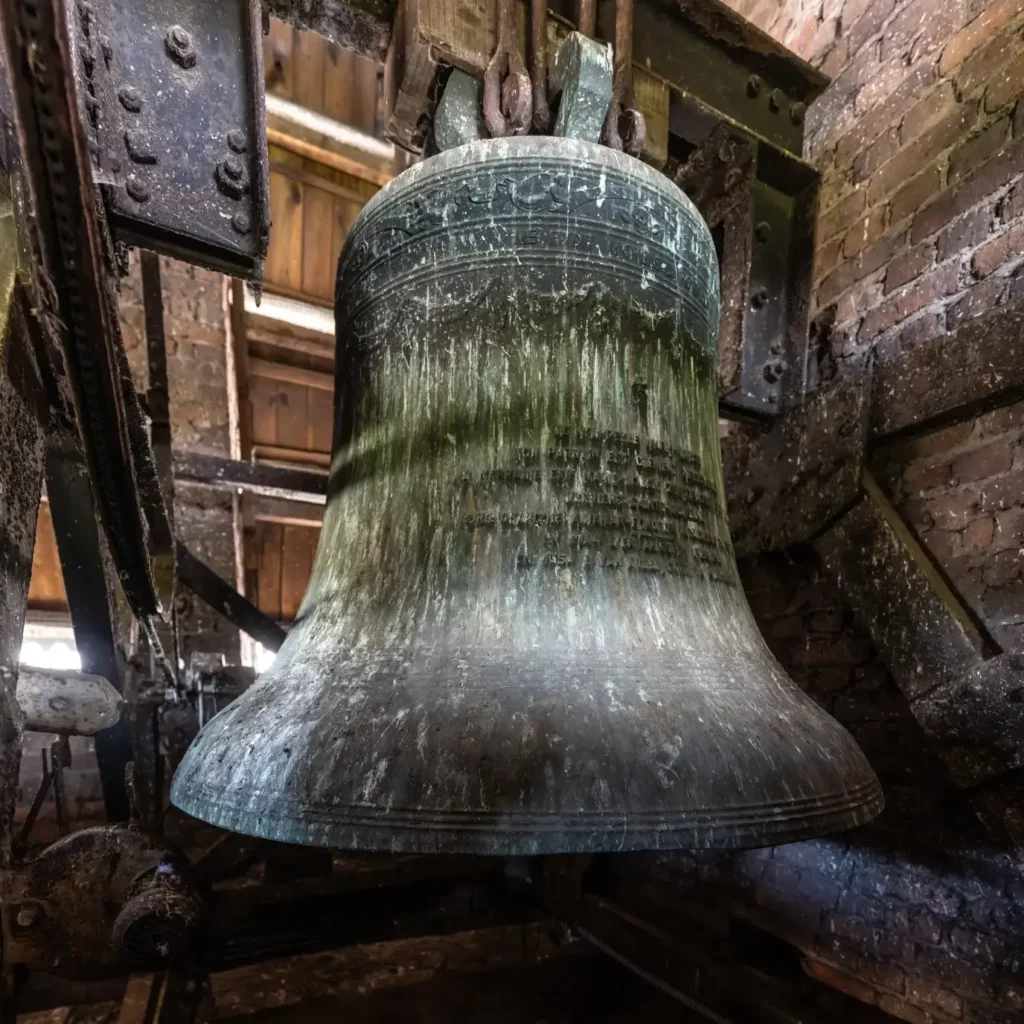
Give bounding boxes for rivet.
[746,75,763,99]
[124,130,157,165]
[755,221,771,243]
[232,211,251,235]
[49,696,71,711]
[790,101,807,126]
[165,25,196,69]
[227,129,247,154]
[126,177,149,203]
[751,287,769,309]
[717,139,736,164]
[768,89,785,114]
[16,906,39,928]
[724,168,743,191]
[118,86,142,113]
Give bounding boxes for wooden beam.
[815,472,987,707]
[244,285,335,336]
[570,895,894,1024]
[226,280,253,462]
[267,127,394,188]
[173,451,328,505]
[225,278,252,602]
[247,325,336,364]
[266,93,395,162]
[813,473,1024,793]
[254,497,325,527]
[0,289,47,868]
[721,377,868,557]
[117,974,161,1024]
[252,444,332,469]
[270,159,372,206]
[870,302,1024,444]
[250,357,334,392]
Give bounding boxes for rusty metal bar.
[577,0,597,36]
[483,0,532,137]
[605,0,645,155]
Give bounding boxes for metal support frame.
[2,0,163,622]
[173,451,328,504]
[45,433,134,823]
[176,541,286,653]
[84,0,272,281]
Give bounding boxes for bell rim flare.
[171,134,885,855]
[171,775,884,855]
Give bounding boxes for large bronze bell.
[171,137,883,854]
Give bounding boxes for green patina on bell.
[171,137,883,854]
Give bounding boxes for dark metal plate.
[89,0,270,279]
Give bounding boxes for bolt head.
[16,906,39,928]
[126,177,149,203]
[165,25,196,68]
[223,156,244,180]
[227,129,248,154]
[790,101,807,126]
[232,211,251,235]
[746,75,763,99]
[118,86,142,113]
[724,168,743,192]
[768,89,786,114]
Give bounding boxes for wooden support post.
[870,303,1024,444]
[721,377,868,557]
[815,473,1024,797]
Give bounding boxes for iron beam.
[45,433,133,822]
[175,541,287,652]
[173,451,327,504]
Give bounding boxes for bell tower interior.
[2,0,1024,1021]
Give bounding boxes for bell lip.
[169,777,885,856]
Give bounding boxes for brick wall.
[725,0,1024,371]
[875,402,1024,654]
[118,252,241,664]
[682,4,1024,1020]
[608,552,1024,1024]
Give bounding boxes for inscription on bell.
[460,430,735,584]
